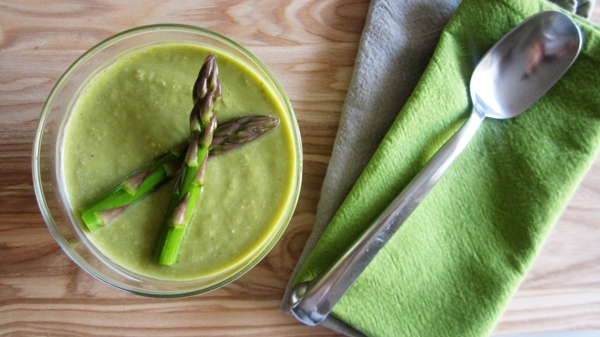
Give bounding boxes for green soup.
[62,44,297,281]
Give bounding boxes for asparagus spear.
[80,142,187,231]
[153,55,222,266]
[79,115,279,231]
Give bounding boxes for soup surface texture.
[63,43,296,281]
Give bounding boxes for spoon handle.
[288,110,485,326]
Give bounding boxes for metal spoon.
[288,10,583,326]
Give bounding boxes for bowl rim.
[32,23,303,297]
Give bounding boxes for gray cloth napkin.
[281,0,595,335]
[550,0,595,16]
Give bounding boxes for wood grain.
[0,0,599,336]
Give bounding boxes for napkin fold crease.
[282,0,600,336]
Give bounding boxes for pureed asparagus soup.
[62,43,297,281]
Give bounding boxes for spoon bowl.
[288,10,583,326]
[472,11,582,119]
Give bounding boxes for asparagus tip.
[169,193,190,228]
[122,168,155,195]
[81,205,128,231]
[185,132,200,167]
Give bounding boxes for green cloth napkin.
[292,0,600,336]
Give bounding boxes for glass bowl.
[32,24,302,297]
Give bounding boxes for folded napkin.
[550,0,595,16]
[284,0,600,335]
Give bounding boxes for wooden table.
[1,1,599,336]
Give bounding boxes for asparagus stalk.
[80,142,187,231]
[79,115,279,231]
[153,54,222,266]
